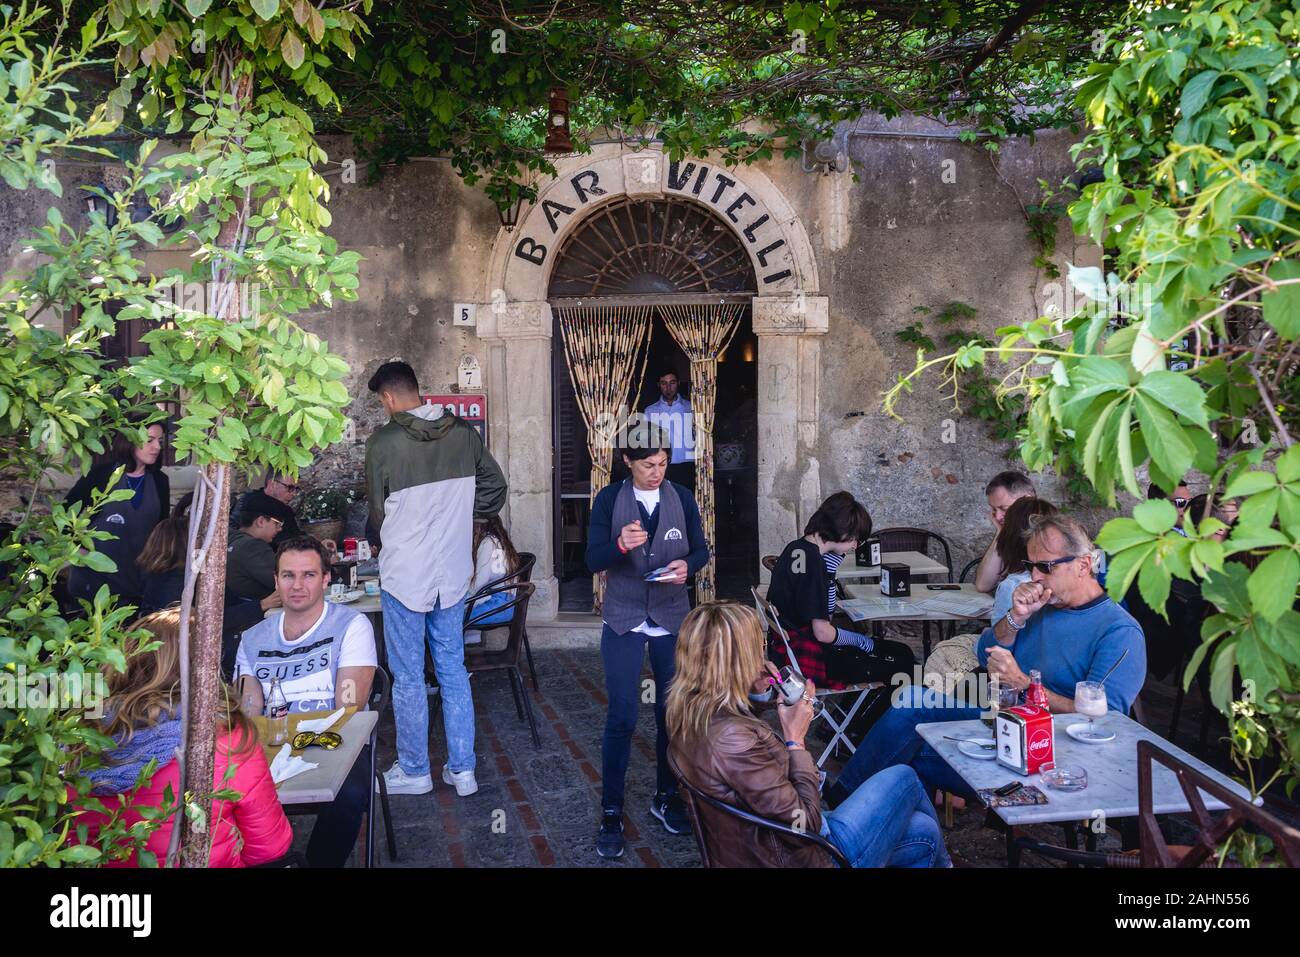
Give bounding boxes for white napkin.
[296,707,346,733]
[270,743,318,785]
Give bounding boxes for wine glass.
[1074,680,1108,740]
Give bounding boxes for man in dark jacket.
[586,416,709,859]
[366,361,507,800]
[235,473,302,549]
[225,498,281,602]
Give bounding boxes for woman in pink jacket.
[76,608,293,867]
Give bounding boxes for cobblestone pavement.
[290,633,1242,868]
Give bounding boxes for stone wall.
[0,116,1121,587]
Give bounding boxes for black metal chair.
[369,665,398,864]
[464,551,539,690]
[874,527,954,582]
[668,753,849,868]
[958,557,980,584]
[465,581,541,747]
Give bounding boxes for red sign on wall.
[422,394,488,447]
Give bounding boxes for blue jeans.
[382,590,475,777]
[835,684,983,798]
[822,764,951,867]
[600,624,676,810]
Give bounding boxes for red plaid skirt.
[768,623,844,691]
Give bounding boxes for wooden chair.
[1014,740,1300,868]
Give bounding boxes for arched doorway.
[548,197,760,612]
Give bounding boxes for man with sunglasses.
[236,472,305,549]
[976,513,1145,714]
[226,499,284,603]
[825,514,1145,807]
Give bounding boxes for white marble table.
[841,582,993,623]
[834,550,949,581]
[263,709,379,806]
[916,714,1256,828]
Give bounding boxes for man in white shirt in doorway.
[644,370,696,491]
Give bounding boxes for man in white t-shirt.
[236,536,376,867]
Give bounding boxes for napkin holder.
[880,562,910,597]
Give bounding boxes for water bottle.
[266,677,289,746]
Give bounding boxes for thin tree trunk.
[176,52,252,868]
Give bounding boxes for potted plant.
[298,485,364,546]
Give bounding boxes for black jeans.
[600,625,677,811]
[305,744,371,868]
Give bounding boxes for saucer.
[1066,722,1115,744]
[957,740,997,760]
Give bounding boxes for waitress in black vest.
[65,420,169,611]
[586,419,708,860]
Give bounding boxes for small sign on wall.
[422,393,488,447]
[453,303,476,326]
[458,354,482,390]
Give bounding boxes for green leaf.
[79,551,118,574]
[282,30,306,70]
[1201,562,1252,618]
[1134,370,1209,429]
[1209,640,1237,713]
[1137,554,1172,619]
[1261,261,1300,340]
[1133,499,1178,534]
[1278,445,1300,485]
[1096,518,1157,553]
[1115,400,1139,497]
[1104,541,1157,603]
[185,0,213,15]
[1179,69,1221,120]
[1133,393,1195,485]
[251,0,280,20]
[1224,470,1277,498]
[1247,548,1300,624]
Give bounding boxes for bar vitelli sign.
[511,160,795,289]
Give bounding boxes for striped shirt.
[823,551,843,615]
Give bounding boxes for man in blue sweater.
[586,417,709,859]
[827,513,1145,804]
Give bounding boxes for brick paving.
[288,631,1250,868]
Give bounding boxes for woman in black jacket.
[65,422,169,609]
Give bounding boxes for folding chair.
[750,586,882,770]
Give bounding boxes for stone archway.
[476,143,827,619]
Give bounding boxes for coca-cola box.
[996,704,1055,775]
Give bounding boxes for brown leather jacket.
[669,710,831,868]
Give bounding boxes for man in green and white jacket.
[365,361,507,796]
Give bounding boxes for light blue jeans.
[382,590,475,776]
[821,764,951,868]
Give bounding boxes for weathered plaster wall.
[0,120,1118,574]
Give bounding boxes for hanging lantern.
[544,87,573,155]
[497,192,526,231]
[742,340,755,362]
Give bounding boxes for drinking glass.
[1074,680,1109,740]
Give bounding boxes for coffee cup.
[329,582,346,599]
[364,579,380,597]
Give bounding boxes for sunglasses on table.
[1022,555,1078,575]
[291,730,342,751]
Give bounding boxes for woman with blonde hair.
[667,601,950,868]
[75,608,292,867]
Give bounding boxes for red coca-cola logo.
[1028,728,1052,758]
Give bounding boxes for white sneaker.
[379,762,433,796]
[442,764,479,796]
